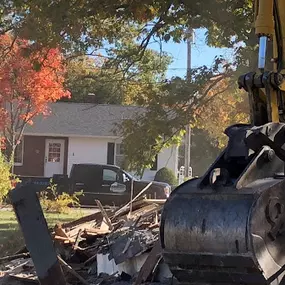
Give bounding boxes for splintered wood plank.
[83,228,111,236]
[95,200,114,231]
[128,204,161,220]
[57,256,89,285]
[0,253,30,264]
[133,240,162,285]
[62,209,113,229]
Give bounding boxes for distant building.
[14,102,178,180]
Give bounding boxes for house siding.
[14,136,45,176]
[67,137,113,175]
[16,135,178,180]
[67,137,178,180]
[158,146,178,173]
[14,135,68,177]
[133,146,179,181]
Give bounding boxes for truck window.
[72,165,98,181]
[103,169,118,182]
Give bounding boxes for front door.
[44,139,65,177]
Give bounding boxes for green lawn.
[0,208,88,257]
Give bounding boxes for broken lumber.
[8,272,38,284]
[54,224,69,239]
[62,209,113,229]
[73,229,83,250]
[7,194,165,285]
[114,182,153,217]
[0,253,30,264]
[82,228,111,236]
[127,204,161,220]
[142,199,166,204]
[61,220,106,240]
[133,240,162,285]
[58,256,89,285]
[95,199,114,231]
[110,199,146,220]
[53,236,76,244]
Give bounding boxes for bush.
[154,167,177,185]
[40,180,82,213]
[0,153,14,203]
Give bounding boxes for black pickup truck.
[19,163,171,206]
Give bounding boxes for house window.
[115,143,125,168]
[48,143,61,162]
[14,139,24,166]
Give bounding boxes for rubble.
[0,197,171,285]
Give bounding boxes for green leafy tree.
[0,1,253,45]
[0,1,254,72]
[190,128,221,176]
[64,41,172,104]
[0,0,255,175]
[117,61,244,175]
[0,153,14,203]
[63,56,126,104]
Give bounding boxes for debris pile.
[0,198,172,285]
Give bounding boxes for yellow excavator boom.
[160,1,285,284]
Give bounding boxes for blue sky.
[96,28,234,78]
[150,28,234,78]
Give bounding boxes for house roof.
[24,102,145,138]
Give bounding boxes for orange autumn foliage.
[194,77,250,148]
[0,34,70,154]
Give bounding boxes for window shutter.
[107,143,115,165]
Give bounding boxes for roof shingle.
[24,102,145,137]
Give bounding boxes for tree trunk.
[4,142,15,174]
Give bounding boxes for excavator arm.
[160,1,285,285]
[243,0,285,125]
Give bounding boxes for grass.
[0,208,88,257]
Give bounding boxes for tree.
[0,34,70,165]
[0,152,14,202]
[0,2,255,107]
[0,1,255,77]
[154,167,178,186]
[190,128,221,176]
[64,41,172,105]
[116,60,241,175]
[63,56,125,104]
[196,90,249,148]
[0,1,255,175]
[193,75,250,148]
[0,1,253,50]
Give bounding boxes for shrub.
[40,180,82,213]
[154,167,178,185]
[0,153,14,203]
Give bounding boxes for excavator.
[160,0,285,284]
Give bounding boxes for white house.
[14,102,179,180]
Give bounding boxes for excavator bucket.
[160,123,285,285]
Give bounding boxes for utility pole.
[184,28,193,178]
